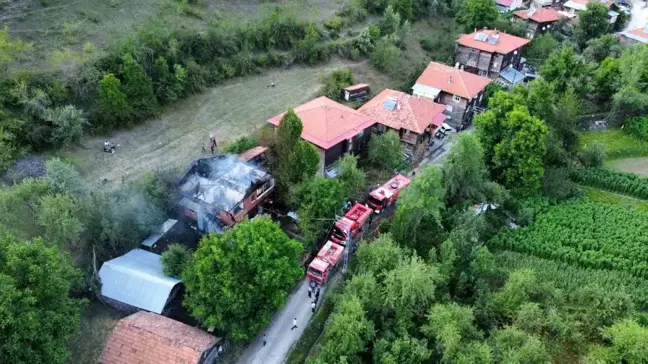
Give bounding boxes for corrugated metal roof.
[141,219,178,248]
[99,249,181,314]
[499,67,526,85]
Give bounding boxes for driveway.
[235,280,325,364]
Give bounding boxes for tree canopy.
[456,0,498,32]
[368,130,404,170]
[0,236,85,364]
[183,218,303,341]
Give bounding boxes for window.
[232,202,244,215]
[452,95,461,103]
[255,182,268,200]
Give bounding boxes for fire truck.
[330,203,372,245]
[366,174,411,214]
[306,241,344,285]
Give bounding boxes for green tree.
[391,165,445,254]
[383,256,440,320]
[388,0,414,21]
[611,44,648,118]
[294,177,346,248]
[121,53,158,121]
[183,218,303,341]
[37,194,84,249]
[585,319,648,363]
[368,130,403,170]
[371,39,401,72]
[336,154,366,196]
[0,178,51,239]
[374,335,431,364]
[593,57,620,105]
[491,327,551,364]
[575,3,610,47]
[44,105,86,147]
[161,244,192,278]
[525,34,559,68]
[315,295,375,362]
[442,133,494,208]
[0,236,85,364]
[422,303,484,362]
[318,68,355,101]
[96,73,131,131]
[582,34,621,64]
[475,93,548,194]
[540,46,589,96]
[554,87,581,151]
[356,234,405,280]
[456,0,498,32]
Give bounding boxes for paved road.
[235,280,325,364]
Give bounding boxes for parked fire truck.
[330,203,372,245]
[366,174,411,214]
[306,241,344,285]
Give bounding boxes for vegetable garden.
[489,201,648,278]
[571,167,648,199]
[496,251,648,310]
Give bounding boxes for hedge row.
[571,167,648,200]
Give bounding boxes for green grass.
[581,186,648,212]
[579,129,648,159]
[67,301,126,364]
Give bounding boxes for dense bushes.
[571,167,648,199]
[625,115,648,141]
[318,68,355,101]
[224,136,260,154]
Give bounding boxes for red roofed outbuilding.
[412,62,491,128]
[267,96,375,176]
[358,89,447,160]
[99,311,220,364]
[455,29,530,79]
[513,8,564,37]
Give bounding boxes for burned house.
[178,155,274,233]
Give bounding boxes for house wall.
[231,179,275,223]
[438,92,468,128]
[456,44,525,78]
[325,140,347,167]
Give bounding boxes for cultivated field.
[55,60,373,185]
[606,157,648,176]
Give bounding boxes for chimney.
[448,76,452,84]
[455,62,460,69]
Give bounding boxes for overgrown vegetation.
[571,167,648,200]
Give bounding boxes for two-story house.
[358,89,448,161]
[455,29,530,79]
[513,7,563,38]
[412,62,491,129]
[562,0,620,24]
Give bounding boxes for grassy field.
[582,186,648,211]
[68,301,126,364]
[579,129,648,159]
[605,157,648,176]
[1,0,343,70]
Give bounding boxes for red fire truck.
[366,174,411,214]
[306,241,344,285]
[330,203,372,245]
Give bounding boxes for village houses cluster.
[95,3,642,360]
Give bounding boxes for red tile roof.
[514,8,562,23]
[99,312,219,364]
[457,29,530,55]
[358,89,447,135]
[496,0,513,6]
[415,62,491,100]
[624,27,648,43]
[239,146,268,162]
[267,97,376,150]
[343,83,370,91]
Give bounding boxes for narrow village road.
[235,280,326,364]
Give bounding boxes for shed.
[141,219,180,253]
[342,83,370,101]
[99,249,181,314]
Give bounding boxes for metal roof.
[499,67,526,85]
[99,249,181,314]
[141,219,178,248]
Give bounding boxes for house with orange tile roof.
[358,89,448,161]
[513,7,564,37]
[455,29,530,79]
[267,96,376,176]
[618,26,648,45]
[412,62,491,128]
[99,311,221,364]
[562,0,620,24]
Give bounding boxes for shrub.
[44,105,85,147]
[95,73,131,132]
[370,39,401,72]
[340,0,368,22]
[120,53,159,121]
[625,115,648,141]
[578,142,606,167]
[225,136,260,154]
[571,167,648,200]
[368,130,404,170]
[161,244,192,278]
[324,16,345,37]
[318,67,355,101]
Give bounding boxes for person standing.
[311,301,316,313]
[201,143,206,153]
[308,283,313,298]
[262,334,267,346]
[314,289,320,303]
[291,317,298,330]
[210,143,215,154]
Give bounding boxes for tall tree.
[96,73,131,131]
[391,165,445,255]
[422,303,485,362]
[540,46,589,96]
[442,133,493,208]
[525,34,559,68]
[121,53,158,121]
[456,0,498,32]
[383,256,440,321]
[585,319,648,363]
[336,153,366,197]
[183,218,303,342]
[593,57,620,105]
[490,327,551,364]
[582,34,621,64]
[611,44,648,119]
[574,3,610,48]
[356,234,405,280]
[0,236,85,364]
[368,130,404,170]
[294,177,346,249]
[37,194,84,249]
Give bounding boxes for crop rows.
[571,167,648,200]
[496,251,648,310]
[489,201,648,279]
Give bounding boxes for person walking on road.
[308,284,313,298]
[311,301,316,313]
[291,317,298,330]
[262,334,267,346]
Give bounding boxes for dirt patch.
[606,156,648,176]
[53,60,355,186]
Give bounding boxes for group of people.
[103,141,116,153]
[308,281,321,313]
[202,134,218,154]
